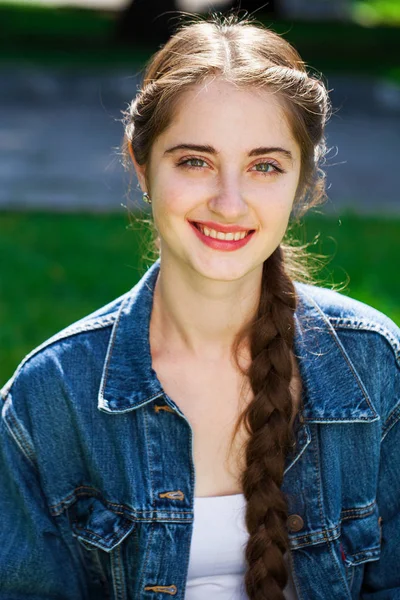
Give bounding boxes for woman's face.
[134,78,301,282]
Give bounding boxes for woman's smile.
[189,220,256,251]
[134,79,301,282]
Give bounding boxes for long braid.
[238,246,301,599]
[122,14,330,600]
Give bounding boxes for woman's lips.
[192,220,255,234]
[189,221,255,252]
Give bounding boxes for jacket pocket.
[339,505,382,596]
[68,495,136,600]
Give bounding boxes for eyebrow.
[164,143,294,163]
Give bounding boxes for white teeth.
[196,224,250,241]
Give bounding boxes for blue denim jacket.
[1,259,400,600]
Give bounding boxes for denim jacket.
[1,259,400,600]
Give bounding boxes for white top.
[185,493,298,600]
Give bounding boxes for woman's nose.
[207,177,248,220]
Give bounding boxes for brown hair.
[122,12,331,599]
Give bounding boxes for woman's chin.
[187,255,262,283]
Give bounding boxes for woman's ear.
[127,141,148,193]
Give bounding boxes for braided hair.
[122,13,331,599]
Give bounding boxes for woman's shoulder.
[1,289,131,401]
[2,261,160,406]
[294,281,400,365]
[294,282,400,432]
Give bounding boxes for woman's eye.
[177,158,284,174]
[252,161,283,175]
[178,158,208,169]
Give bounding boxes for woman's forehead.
[157,79,299,157]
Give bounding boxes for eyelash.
[176,157,285,175]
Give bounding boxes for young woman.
[1,14,399,600]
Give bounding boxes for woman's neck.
[150,258,263,363]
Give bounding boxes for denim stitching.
[303,415,378,423]
[289,524,341,548]
[180,417,196,599]
[73,520,133,546]
[348,565,355,590]
[382,403,400,441]
[144,408,156,511]
[313,424,326,534]
[2,317,117,397]
[327,535,350,592]
[339,501,381,567]
[101,393,165,414]
[50,486,195,519]
[328,317,400,366]
[2,399,38,469]
[343,562,354,591]
[139,408,157,598]
[346,547,381,566]
[328,318,400,436]
[341,501,376,519]
[139,521,156,599]
[325,326,377,417]
[98,295,129,407]
[298,292,379,418]
[111,543,126,600]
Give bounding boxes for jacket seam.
[382,402,400,441]
[98,296,129,407]
[0,317,118,473]
[1,397,38,470]
[297,297,400,434]
[298,292,378,417]
[73,520,133,544]
[1,316,117,400]
[327,317,400,368]
[340,500,376,519]
[327,317,400,436]
[328,317,400,441]
[290,524,339,546]
[49,485,195,520]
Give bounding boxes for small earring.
[143,192,152,205]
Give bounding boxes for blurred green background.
[1,0,399,383]
[1,211,399,383]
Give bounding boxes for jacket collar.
[98,260,378,423]
[293,287,378,422]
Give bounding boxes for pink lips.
[189,221,255,252]
[192,220,254,234]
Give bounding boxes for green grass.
[1,211,399,384]
[289,213,400,324]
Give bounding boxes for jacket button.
[287,514,304,532]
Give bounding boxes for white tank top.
[185,493,298,599]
